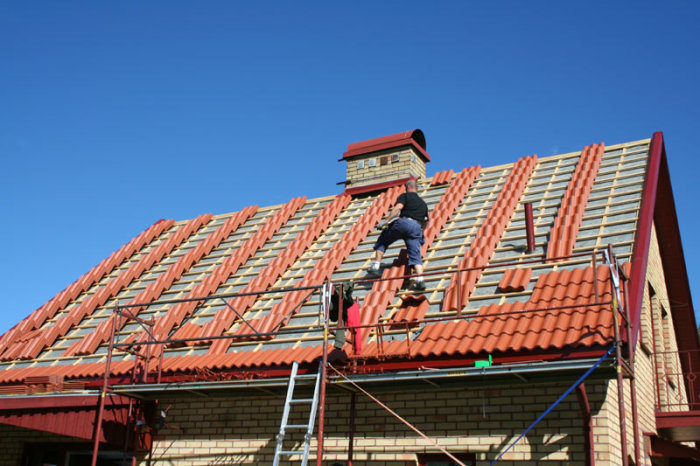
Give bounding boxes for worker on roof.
[368,179,429,291]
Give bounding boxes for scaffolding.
[90,246,635,466]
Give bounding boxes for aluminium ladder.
[273,361,322,466]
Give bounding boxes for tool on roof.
[273,361,322,466]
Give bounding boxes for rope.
[490,346,616,464]
[328,364,466,466]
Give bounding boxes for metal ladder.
[273,361,322,466]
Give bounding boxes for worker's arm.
[377,203,403,229]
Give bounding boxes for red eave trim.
[344,176,412,196]
[0,394,131,410]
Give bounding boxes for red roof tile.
[547,143,605,260]
[443,155,537,311]
[9,214,213,361]
[143,198,304,352]
[252,186,403,339]
[497,268,533,293]
[203,195,350,350]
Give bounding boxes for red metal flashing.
[343,176,412,196]
[443,155,537,311]
[547,143,605,261]
[343,129,430,162]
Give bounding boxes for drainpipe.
[348,391,356,465]
[622,271,641,466]
[575,383,594,466]
[91,303,119,466]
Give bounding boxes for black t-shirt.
[397,192,428,224]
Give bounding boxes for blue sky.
[1,1,699,335]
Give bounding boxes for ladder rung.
[286,424,308,429]
[289,398,313,403]
[279,450,300,456]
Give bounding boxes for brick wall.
[143,378,619,465]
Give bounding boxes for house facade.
[0,130,696,465]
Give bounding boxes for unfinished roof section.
[342,129,430,195]
[0,135,693,392]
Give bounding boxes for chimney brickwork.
[342,129,430,194]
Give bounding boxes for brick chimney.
[341,129,430,195]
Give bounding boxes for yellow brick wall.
[345,147,427,188]
[142,379,615,465]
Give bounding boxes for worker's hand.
[376,220,388,231]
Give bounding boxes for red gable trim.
[630,132,697,354]
[343,129,431,162]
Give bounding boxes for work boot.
[412,280,426,292]
[367,266,381,278]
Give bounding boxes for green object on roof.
[474,354,492,368]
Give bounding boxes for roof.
[0,133,693,389]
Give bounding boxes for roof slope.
[0,138,657,385]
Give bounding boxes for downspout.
[575,383,594,466]
[622,273,641,466]
[348,391,356,465]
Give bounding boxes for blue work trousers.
[373,217,425,266]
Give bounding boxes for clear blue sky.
[1,1,699,335]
